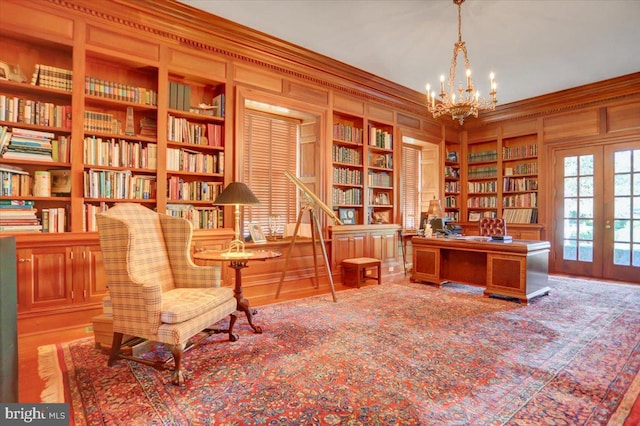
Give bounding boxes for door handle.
[605,220,611,229]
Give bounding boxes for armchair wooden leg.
[229,313,238,342]
[108,332,124,366]
[169,343,186,386]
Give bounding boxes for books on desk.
[491,235,513,242]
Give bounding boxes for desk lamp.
[213,182,260,257]
[427,198,445,221]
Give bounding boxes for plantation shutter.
[243,112,298,236]
[402,144,421,229]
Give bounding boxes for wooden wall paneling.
[85,25,160,63]
[502,118,538,138]
[543,109,600,142]
[0,1,74,44]
[607,101,640,133]
[367,103,395,123]
[283,80,330,106]
[333,94,365,115]
[232,63,284,93]
[397,112,421,130]
[167,47,227,82]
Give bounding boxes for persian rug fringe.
[37,343,65,403]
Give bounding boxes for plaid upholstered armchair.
[96,203,238,385]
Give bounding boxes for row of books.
[369,126,392,150]
[503,208,538,224]
[503,193,538,208]
[83,202,110,232]
[332,187,362,205]
[85,76,157,106]
[0,95,71,128]
[333,123,363,143]
[467,196,498,208]
[83,169,157,200]
[367,170,391,187]
[445,181,460,193]
[1,164,31,196]
[0,204,42,233]
[167,115,224,146]
[165,204,224,230]
[468,149,498,163]
[504,162,538,176]
[333,167,362,185]
[167,177,222,202]
[502,144,538,160]
[83,110,121,134]
[468,180,498,193]
[332,146,362,165]
[468,166,497,179]
[83,136,158,170]
[31,64,73,92]
[0,127,65,162]
[503,177,538,192]
[166,148,223,174]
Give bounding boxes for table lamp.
[427,198,444,220]
[213,182,261,257]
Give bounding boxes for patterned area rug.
[39,276,640,425]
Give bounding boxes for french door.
[552,141,640,283]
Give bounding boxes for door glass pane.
[578,240,593,262]
[614,242,630,266]
[634,220,640,243]
[580,176,593,196]
[634,244,640,267]
[579,199,593,218]
[634,150,640,172]
[564,239,577,260]
[565,157,578,176]
[565,199,577,217]
[578,219,593,240]
[580,155,594,175]
[614,219,631,242]
[564,177,578,197]
[615,197,631,218]
[634,174,640,195]
[564,219,577,238]
[615,150,631,173]
[615,174,631,195]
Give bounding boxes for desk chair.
[478,217,507,237]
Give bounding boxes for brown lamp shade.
[213,182,261,206]
[427,199,444,217]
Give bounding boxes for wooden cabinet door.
[77,244,108,304]
[16,246,73,312]
[369,232,398,262]
[332,233,366,265]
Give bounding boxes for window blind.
[402,144,421,229]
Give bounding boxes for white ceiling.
[178,0,640,105]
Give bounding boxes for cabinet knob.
[18,258,32,262]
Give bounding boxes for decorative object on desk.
[268,214,283,240]
[213,182,261,257]
[49,169,71,195]
[248,222,266,243]
[425,0,497,125]
[338,208,356,225]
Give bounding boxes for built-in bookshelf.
[466,140,499,222]
[502,134,539,224]
[0,34,73,233]
[165,71,226,226]
[332,112,365,224]
[444,139,461,222]
[367,120,394,224]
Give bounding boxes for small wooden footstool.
[342,257,382,288]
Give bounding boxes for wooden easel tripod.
[275,202,337,302]
[275,170,341,302]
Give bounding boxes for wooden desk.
[411,236,550,304]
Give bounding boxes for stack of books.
[0,200,42,232]
[1,127,54,161]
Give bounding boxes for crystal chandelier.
[426,0,497,125]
